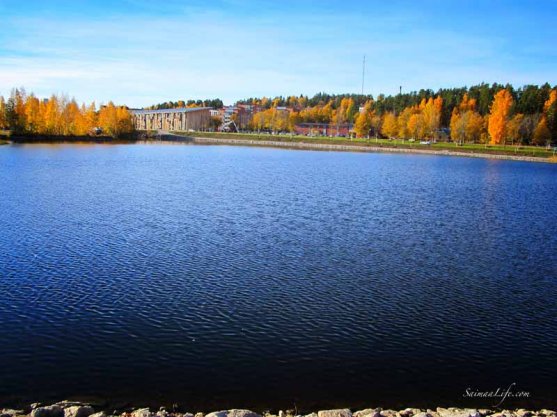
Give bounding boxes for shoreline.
[2,403,554,417]
[3,133,556,164]
[185,136,554,163]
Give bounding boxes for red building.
[294,122,353,137]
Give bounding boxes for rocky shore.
[2,402,554,417]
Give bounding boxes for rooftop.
[130,107,211,115]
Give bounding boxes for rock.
[304,414,317,417]
[437,409,478,417]
[89,413,106,417]
[206,411,260,417]
[354,410,374,417]
[31,406,65,417]
[64,406,95,417]
[183,413,194,417]
[318,410,352,417]
[279,412,285,417]
[1,410,25,417]
[540,411,557,417]
[228,411,261,417]
[132,409,152,417]
[515,411,532,417]
[400,410,421,417]
[56,403,87,409]
[195,413,204,417]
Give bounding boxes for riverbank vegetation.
[150,83,557,147]
[0,89,134,139]
[235,83,557,146]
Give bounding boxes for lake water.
[0,143,556,411]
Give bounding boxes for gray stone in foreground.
[89,412,106,417]
[205,412,228,417]
[31,406,64,417]
[131,409,152,417]
[437,409,479,417]
[64,406,95,417]
[229,411,262,417]
[318,409,352,417]
[1,410,25,417]
[206,411,261,417]
[353,410,374,417]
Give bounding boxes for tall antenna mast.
[361,55,366,95]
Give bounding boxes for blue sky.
[0,0,556,106]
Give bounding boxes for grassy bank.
[174,131,556,159]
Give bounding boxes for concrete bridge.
[130,107,211,131]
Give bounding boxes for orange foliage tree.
[0,89,133,138]
[354,101,373,138]
[450,94,485,144]
[381,112,398,138]
[98,102,134,138]
[487,89,514,145]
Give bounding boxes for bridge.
[130,107,211,131]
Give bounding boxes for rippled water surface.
[1,143,556,410]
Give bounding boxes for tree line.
[0,89,134,138]
[239,83,557,145]
[148,98,223,110]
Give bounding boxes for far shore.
[162,132,556,164]
[4,132,557,164]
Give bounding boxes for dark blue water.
[0,143,556,410]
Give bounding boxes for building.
[235,104,259,129]
[130,107,211,131]
[294,122,353,137]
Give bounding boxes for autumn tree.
[98,102,134,138]
[0,96,7,129]
[381,112,398,138]
[0,89,134,138]
[354,101,373,138]
[532,117,551,146]
[334,97,356,125]
[24,95,42,133]
[421,96,443,138]
[407,112,424,139]
[43,95,60,135]
[487,89,514,145]
[450,95,485,144]
[397,107,414,139]
[505,114,525,146]
[543,89,557,143]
